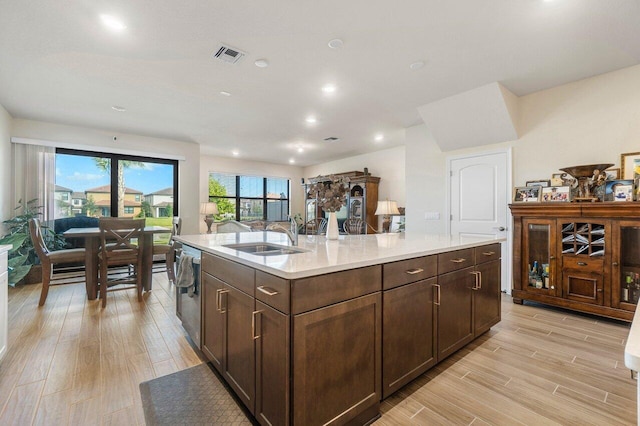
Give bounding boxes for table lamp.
[200,202,219,234]
[375,200,400,233]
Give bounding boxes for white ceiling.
[1,0,639,166]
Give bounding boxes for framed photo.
[605,168,620,180]
[541,186,571,202]
[550,173,564,186]
[621,152,640,179]
[604,179,634,202]
[513,186,541,203]
[525,179,551,187]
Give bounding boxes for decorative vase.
[326,212,339,240]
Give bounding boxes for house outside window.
[208,173,290,221]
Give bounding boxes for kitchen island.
[174,232,504,426]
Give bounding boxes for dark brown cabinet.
[202,272,224,372]
[510,203,640,321]
[255,301,290,426]
[222,285,256,412]
[382,277,436,398]
[293,293,381,426]
[474,259,501,336]
[436,266,475,360]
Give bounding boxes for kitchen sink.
[222,242,309,256]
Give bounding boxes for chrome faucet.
[267,216,299,246]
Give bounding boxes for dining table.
[63,226,172,300]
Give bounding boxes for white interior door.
[448,149,512,292]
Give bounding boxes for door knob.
[493,226,506,231]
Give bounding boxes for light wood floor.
[0,272,636,425]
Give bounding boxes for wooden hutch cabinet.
[303,171,380,234]
[510,203,640,321]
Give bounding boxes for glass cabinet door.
[523,219,558,296]
[613,221,640,311]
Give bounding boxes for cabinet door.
[522,218,559,296]
[202,272,225,372]
[474,260,501,336]
[437,267,474,361]
[255,301,290,426]
[0,268,7,362]
[611,220,640,311]
[222,285,256,414]
[293,293,381,426]
[382,278,436,399]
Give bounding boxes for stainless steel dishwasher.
[175,244,201,349]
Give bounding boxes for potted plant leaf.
[0,199,67,286]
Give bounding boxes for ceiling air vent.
[324,137,339,142]
[213,45,246,64]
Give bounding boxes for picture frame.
[525,179,551,187]
[604,179,634,202]
[605,168,620,180]
[621,152,640,179]
[541,186,571,202]
[550,173,564,186]
[513,186,541,203]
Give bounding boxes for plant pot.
[24,264,42,285]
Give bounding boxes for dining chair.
[98,217,145,307]
[304,218,328,235]
[29,218,86,306]
[152,216,182,284]
[343,218,365,235]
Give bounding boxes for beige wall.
[200,154,304,233]
[406,64,640,233]
[303,145,406,206]
[0,105,12,233]
[11,119,201,234]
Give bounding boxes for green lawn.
[146,217,172,244]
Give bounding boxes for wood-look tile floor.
[0,271,636,425]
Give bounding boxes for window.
[209,173,290,221]
[55,149,178,226]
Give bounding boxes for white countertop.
[174,232,504,279]
[625,306,640,371]
[0,245,10,254]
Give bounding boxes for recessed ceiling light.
[289,158,295,164]
[305,116,317,124]
[322,84,336,94]
[374,134,384,142]
[232,150,239,157]
[111,105,126,112]
[328,39,344,49]
[254,59,269,68]
[409,61,425,70]
[220,91,231,96]
[297,147,304,153]
[100,14,127,32]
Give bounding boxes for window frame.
[56,148,179,217]
[208,173,290,221]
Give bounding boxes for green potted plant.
[0,199,67,286]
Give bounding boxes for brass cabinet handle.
[434,284,441,305]
[219,289,229,314]
[252,310,262,340]
[450,258,466,264]
[482,251,495,256]
[215,289,221,312]
[613,262,619,266]
[406,268,424,275]
[550,256,555,260]
[257,286,279,296]
[478,271,482,290]
[577,262,587,266]
[470,271,479,290]
[596,289,603,293]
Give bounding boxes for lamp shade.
[200,202,219,216]
[374,200,400,216]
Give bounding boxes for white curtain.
[12,143,56,223]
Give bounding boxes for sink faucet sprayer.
[266,216,299,246]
